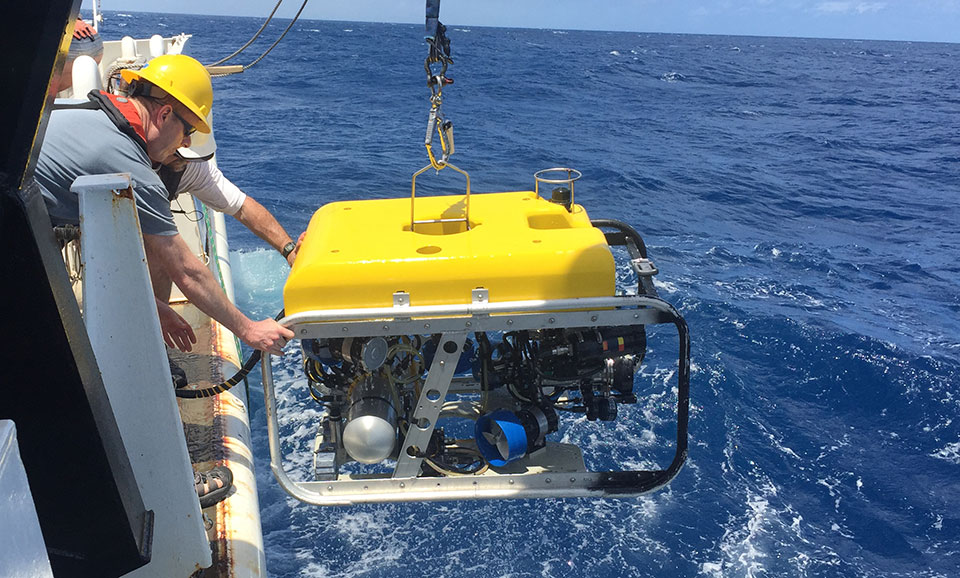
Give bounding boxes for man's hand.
[157,300,197,352]
[240,319,294,356]
[284,231,307,266]
[285,233,306,266]
[73,18,97,40]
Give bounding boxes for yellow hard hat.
[121,54,213,133]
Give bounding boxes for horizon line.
[89,8,959,46]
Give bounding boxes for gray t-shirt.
[36,98,178,236]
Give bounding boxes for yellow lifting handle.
[410,161,471,233]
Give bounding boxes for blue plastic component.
[423,338,475,375]
[475,410,528,466]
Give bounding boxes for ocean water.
[106,12,960,577]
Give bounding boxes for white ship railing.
[73,173,212,575]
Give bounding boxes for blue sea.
[106,11,960,577]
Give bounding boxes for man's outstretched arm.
[144,232,293,355]
[233,196,299,265]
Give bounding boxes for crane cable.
[206,0,311,77]
[208,0,286,67]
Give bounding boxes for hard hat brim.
[177,114,217,161]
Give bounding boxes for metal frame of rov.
[262,219,690,506]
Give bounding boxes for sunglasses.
[170,109,197,137]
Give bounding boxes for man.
[171,125,299,266]
[53,15,102,95]
[155,135,300,352]
[37,53,292,507]
[36,53,293,358]
[171,155,299,268]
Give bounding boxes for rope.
[210,0,311,77]
[208,0,286,67]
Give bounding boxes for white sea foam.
[711,278,829,311]
[298,514,406,578]
[715,489,774,577]
[817,476,844,511]
[930,441,960,464]
[655,279,679,293]
[719,316,746,330]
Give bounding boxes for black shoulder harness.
[157,164,185,201]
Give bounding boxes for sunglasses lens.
[173,110,196,137]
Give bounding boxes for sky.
[82,0,960,43]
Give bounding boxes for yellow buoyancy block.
[284,191,615,314]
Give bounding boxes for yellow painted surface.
[284,191,615,313]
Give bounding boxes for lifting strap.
[422,0,455,170]
[412,0,472,231]
[425,0,451,68]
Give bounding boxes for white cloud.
[855,2,887,13]
[815,1,887,14]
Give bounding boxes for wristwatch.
[281,241,296,259]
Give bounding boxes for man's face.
[146,104,197,163]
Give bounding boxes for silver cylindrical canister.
[342,374,398,464]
